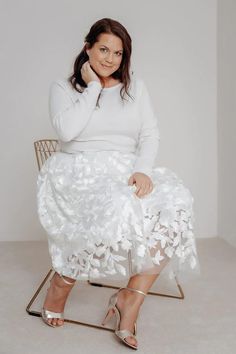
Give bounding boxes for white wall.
[217,0,236,247]
[0,0,217,241]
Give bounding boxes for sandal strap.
[59,274,75,285]
[120,287,147,296]
[115,329,137,340]
[42,308,64,319]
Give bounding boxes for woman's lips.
[101,64,112,68]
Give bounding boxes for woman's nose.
[105,52,113,63]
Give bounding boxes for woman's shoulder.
[49,78,83,102]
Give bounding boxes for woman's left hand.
[128,172,153,198]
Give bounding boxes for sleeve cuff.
[132,167,152,177]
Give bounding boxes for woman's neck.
[100,78,121,88]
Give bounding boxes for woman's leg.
[116,273,159,347]
[43,272,76,326]
[116,243,171,347]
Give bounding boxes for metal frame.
[27,139,185,330]
[88,278,184,299]
[26,268,184,330]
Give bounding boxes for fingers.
[128,172,154,198]
[82,61,89,68]
[128,175,134,186]
[81,61,89,74]
[81,61,100,86]
[81,61,90,76]
[81,61,87,70]
[81,63,86,81]
[135,182,153,198]
[82,61,92,72]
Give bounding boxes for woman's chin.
[98,74,112,82]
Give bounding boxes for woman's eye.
[100,48,122,56]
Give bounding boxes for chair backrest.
[34,139,59,171]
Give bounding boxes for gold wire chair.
[26,139,184,330]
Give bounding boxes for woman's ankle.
[120,288,145,306]
[53,272,76,288]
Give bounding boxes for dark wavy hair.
[68,18,134,106]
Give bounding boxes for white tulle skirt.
[36,150,201,283]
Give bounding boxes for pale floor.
[0,237,235,354]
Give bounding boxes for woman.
[37,17,200,350]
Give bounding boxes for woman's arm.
[49,80,102,142]
[132,80,160,176]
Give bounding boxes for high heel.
[101,287,147,350]
[41,273,75,328]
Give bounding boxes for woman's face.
[85,32,123,79]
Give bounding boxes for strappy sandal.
[41,273,75,328]
[101,287,147,350]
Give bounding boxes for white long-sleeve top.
[48,75,160,176]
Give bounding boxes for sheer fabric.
[37,150,200,283]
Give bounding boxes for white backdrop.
[1,0,233,245]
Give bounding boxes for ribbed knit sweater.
[48,75,160,176]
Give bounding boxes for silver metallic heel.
[101,287,147,350]
[41,273,75,328]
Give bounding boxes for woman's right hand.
[81,61,101,85]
